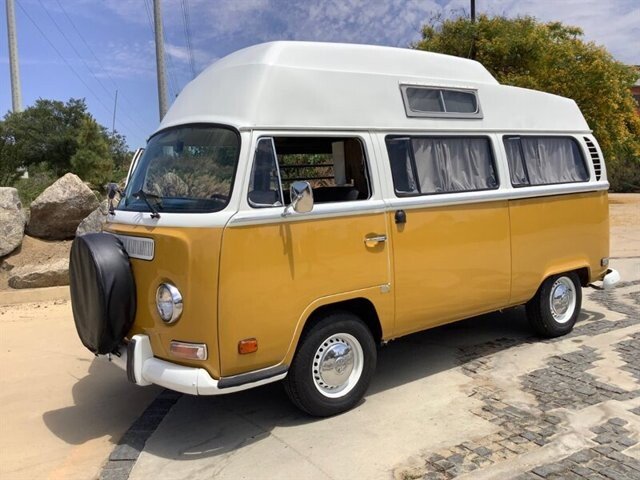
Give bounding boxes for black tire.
[283,311,377,417]
[526,272,582,338]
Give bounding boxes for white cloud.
[61,0,638,87]
[96,41,156,79]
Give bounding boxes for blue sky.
[2,0,639,148]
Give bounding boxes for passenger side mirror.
[284,181,313,216]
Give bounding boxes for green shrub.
[13,164,57,205]
[609,155,640,193]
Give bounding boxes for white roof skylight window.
[400,85,482,119]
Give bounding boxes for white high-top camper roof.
[158,41,590,134]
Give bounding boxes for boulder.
[26,173,99,240]
[0,187,26,257]
[76,200,108,236]
[8,258,69,289]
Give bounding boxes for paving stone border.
[99,390,182,480]
[518,418,640,480]
[615,331,640,383]
[521,346,639,411]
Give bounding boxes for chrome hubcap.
[549,277,576,324]
[312,333,364,398]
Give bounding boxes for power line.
[16,0,114,117]
[53,0,148,134]
[36,0,146,138]
[184,0,196,77]
[180,0,196,78]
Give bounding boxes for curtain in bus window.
[411,138,497,193]
[503,137,528,185]
[521,137,589,184]
[386,138,418,194]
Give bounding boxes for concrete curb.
[99,390,182,480]
[0,285,70,305]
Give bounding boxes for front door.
[218,133,391,376]
[384,135,511,336]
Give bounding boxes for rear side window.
[503,136,589,186]
[386,136,498,195]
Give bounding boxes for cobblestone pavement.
[394,279,640,480]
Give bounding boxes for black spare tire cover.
[69,233,136,354]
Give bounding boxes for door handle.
[364,234,387,248]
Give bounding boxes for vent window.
[584,137,602,180]
[401,86,481,118]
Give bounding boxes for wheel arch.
[283,291,387,367]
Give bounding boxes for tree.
[0,98,88,178]
[0,97,133,191]
[414,15,640,192]
[70,117,114,187]
[0,121,22,185]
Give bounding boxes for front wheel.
[526,272,582,338]
[283,312,377,417]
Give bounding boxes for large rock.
[76,200,108,236]
[26,173,99,240]
[0,187,26,257]
[8,258,69,289]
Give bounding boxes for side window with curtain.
[503,136,589,186]
[385,136,498,195]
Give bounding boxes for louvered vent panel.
[584,137,602,180]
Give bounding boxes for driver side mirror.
[283,181,313,216]
[107,182,121,215]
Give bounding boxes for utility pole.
[153,0,168,120]
[471,0,476,22]
[6,0,22,112]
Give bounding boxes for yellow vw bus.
[69,41,619,416]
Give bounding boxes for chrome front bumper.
[106,334,287,395]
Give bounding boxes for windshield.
[119,125,240,213]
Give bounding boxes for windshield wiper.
[134,189,162,219]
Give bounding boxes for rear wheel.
[526,272,582,338]
[283,311,376,417]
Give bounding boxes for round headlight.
[156,283,183,324]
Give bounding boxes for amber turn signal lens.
[238,338,258,354]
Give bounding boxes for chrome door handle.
[364,234,387,248]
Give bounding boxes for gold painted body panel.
[105,191,608,381]
[508,191,609,304]
[104,224,223,379]
[218,213,392,376]
[389,201,512,337]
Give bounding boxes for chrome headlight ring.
[156,283,183,324]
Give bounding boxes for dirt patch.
[609,193,640,228]
[0,236,71,290]
[609,194,640,258]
